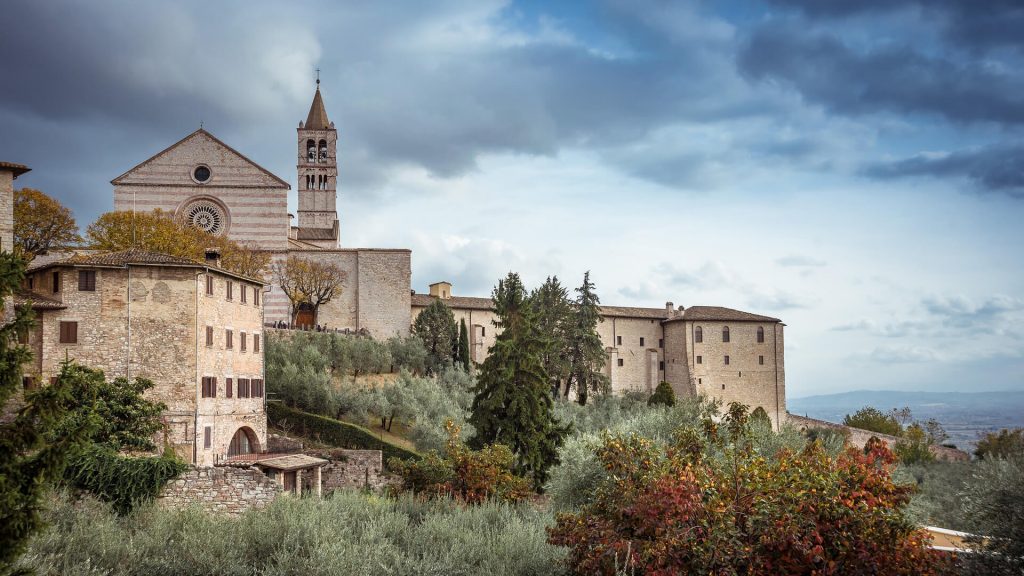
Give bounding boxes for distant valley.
[787,390,1024,452]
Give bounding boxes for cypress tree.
[565,271,609,405]
[457,318,470,370]
[412,299,457,373]
[531,276,572,396]
[469,272,569,488]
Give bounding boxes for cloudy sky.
[2,0,1022,397]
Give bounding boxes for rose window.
[185,201,226,236]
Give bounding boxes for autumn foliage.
[389,420,531,505]
[547,403,955,576]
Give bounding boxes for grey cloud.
[862,145,1024,198]
[870,345,941,364]
[737,24,1024,125]
[776,255,826,268]
[921,295,1024,328]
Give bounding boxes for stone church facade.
[107,85,786,426]
[111,85,410,339]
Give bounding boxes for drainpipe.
[126,266,131,380]
[774,324,780,431]
[193,270,202,465]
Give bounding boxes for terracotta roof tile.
[677,306,781,323]
[295,227,337,240]
[28,248,266,285]
[411,293,493,310]
[305,87,331,130]
[13,289,65,311]
[0,161,30,177]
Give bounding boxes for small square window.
[481,327,486,337]
[59,321,78,344]
[759,355,764,365]
[617,358,624,367]
[616,336,622,346]
[722,384,726,390]
[658,338,664,348]
[697,355,702,364]
[640,337,645,347]
[659,361,665,371]
[78,270,96,291]
[724,355,730,365]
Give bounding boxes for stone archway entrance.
[227,427,260,457]
[294,302,315,329]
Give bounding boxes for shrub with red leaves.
[547,403,956,576]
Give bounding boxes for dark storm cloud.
[863,145,1024,198]
[737,23,1024,125]
[761,0,1024,53]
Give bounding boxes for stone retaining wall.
[316,449,390,492]
[787,414,970,461]
[157,466,280,515]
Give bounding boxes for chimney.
[665,301,674,314]
[204,248,221,267]
[429,281,453,300]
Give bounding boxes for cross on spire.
[316,67,320,87]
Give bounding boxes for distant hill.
[787,390,1024,452]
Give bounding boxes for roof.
[412,293,493,311]
[110,128,290,189]
[13,289,66,311]
[601,305,670,320]
[28,248,267,285]
[295,227,337,241]
[252,453,328,471]
[0,161,30,178]
[676,306,781,323]
[305,87,331,130]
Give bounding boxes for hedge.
[63,445,187,514]
[268,402,420,465]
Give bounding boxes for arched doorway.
[294,302,315,329]
[227,427,260,457]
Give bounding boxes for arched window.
[757,326,765,343]
[318,139,328,162]
[306,139,316,162]
[722,326,730,343]
[695,326,703,343]
[227,427,257,457]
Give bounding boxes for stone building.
[412,282,787,427]
[111,83,410,338]
[22,248,267,465]
[0,161,30,251]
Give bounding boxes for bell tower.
[296,73,340,247]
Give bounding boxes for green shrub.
[268,402,419,465]
[61,445,186,514]
[647,381,675,407]
[20,490,566,576]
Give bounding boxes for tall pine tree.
[531,276,572,396]
[457,318,471,370]
[564,271,609,405]
[412,299,457,374]
[469,272,569,488]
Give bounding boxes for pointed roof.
[111,128,289,188]
[304,87,331,130]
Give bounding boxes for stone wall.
[157,465,280,515]
[597,315,665,394]
[0,170,12,250]
[316,449,390,492]
[786,414,970,461]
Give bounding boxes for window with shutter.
[226,329,233,349]
[206,326,213,346]
[206,276,214,295]
[254,289,260,306]
[226,377,233,398]
[241,285,247,303]
[254,334,260,353]
[78,270,96,291]
[226,281,233,300]
[240,332,246,352]
[59,321,78,344]
[204,426,211,449]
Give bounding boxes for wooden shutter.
[206,326,213,346]
[78,270,96,291]
[212,376,217,397]
[226,377,233,398]
[241,285,247,303]
[206,276,214,295]
[240,333,246,352]
[226,330,233,349]
[226,281,233,300]
[59,321,78,344]
[254,334,260,353]
[204,426,211,449]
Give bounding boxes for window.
[722,384,726,390]
[226,377,233,398]
[241,285,247,304]
[253,379,264,398]
[722,326,730,343]
[254,289,260,306]
[240,332,247,352]
[226,281,233,300]
[52,271,60,293]
[22,376,35,390]
[254,334,260,353]
[58,321,78,344]
[201,376,217,398]
[617,358,624,367]
[696,355,702,364]
[658,338,664,348]
[205,326,213,347]
[17,327,28,344]
[238,378,250,398]
[225,329,233,349]
[27,275,34,290]
[757,326,765,343]
[759,355,765,365]
[724,355,730,365]
[659,361,665,371]
[639,337,645,347]
[698,378,702,385]
[481,327,486,337]
[204,426,212,449]
[206,275,214,295]
[695,326,703,343]
[78,270,96,291]
[616,335,622,346]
